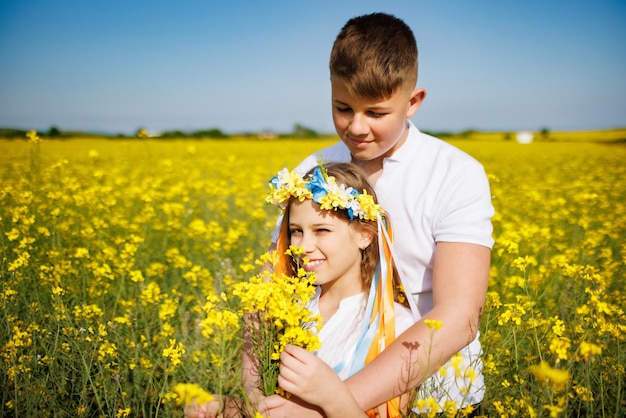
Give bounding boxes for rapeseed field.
[1,133,624,417]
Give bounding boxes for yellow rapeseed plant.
[0,135,624,416]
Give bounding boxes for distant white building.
[516,131,534,144]
[258,131,278,140]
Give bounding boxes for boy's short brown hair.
[330,13,418,99]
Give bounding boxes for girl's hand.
[276,344,367,417]
[278,344,339,405]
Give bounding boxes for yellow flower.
[129,269,145,283]
[199,303,240,341]
[160,322,175,338]
[140,281,163,306]
[492,401,505,415]
[139,357,153,370]
[578,341,602,361]
[97,341,118,361]
[529,361,570,392]
[465,366,476,384]
[7,251,30,271]
[414,396,441,417]
[116,407,131,417]
[544,404,564,417]
[233,248,322,396]
[266,168,312,208]
[73,304,104,321]
[549,336,571,360]
[424,319,443,331]
[450,352,464,378]
[355,190,380,220]
[286,245,305,257]
[162,339,186,369]
[170,383,214,406]
[572,384,594,401]
[551,316,565,337]
[460,403,475,416]
[73,247,90,258]
[442,399,458,415]
[113,315,131,326]
[497,303,526,325]
[26,130,41,143]
[511,255,535,272]
[5,228,19,241]
[159,297,178,321]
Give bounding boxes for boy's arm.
[344,241,490,410]
[259,241,490,416]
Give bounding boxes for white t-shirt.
[307,286,414,380]
[273,122,494,407]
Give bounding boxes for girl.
[185,163,413,418]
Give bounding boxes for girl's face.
[288,199,373,295]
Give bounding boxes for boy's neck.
[352,158,384,186]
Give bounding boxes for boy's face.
[331,76,425,164]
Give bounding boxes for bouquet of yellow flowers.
[233,246,322,396]
[168,246,322,412]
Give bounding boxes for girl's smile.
[304,258,326,271]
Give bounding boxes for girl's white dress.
[307,286,414,380]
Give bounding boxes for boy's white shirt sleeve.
[432,157,495,248]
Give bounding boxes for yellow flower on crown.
[266,168,313,209]
[266,166,380,221]
[355,190,380,221]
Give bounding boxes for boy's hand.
[183,396,253,418]
[257,394,324,418]
[183,400,220,418]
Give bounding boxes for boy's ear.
[406,88,427,118]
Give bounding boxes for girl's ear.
[357,227,375,250]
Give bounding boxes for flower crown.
[266,166,381,221]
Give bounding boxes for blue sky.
[1,0,625,135]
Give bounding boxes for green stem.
[154,370,169,417]
[78,345,105,414]
[614,340,623,418]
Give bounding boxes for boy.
[259,12,494,417]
